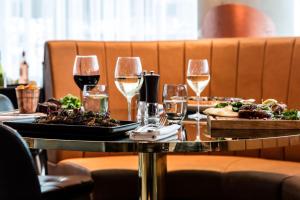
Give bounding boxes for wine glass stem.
[196,92,201,141]
[197,92,201,117]
[127,98,132,121]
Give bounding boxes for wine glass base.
[188,112,207,120]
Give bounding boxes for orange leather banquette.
[44,37,300,163]
[44,37,300,200]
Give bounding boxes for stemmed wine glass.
[186,59,210,140]
[73,55,100,91]
[114,57,143,121]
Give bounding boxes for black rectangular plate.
[3,118,139,141]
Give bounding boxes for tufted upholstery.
[44,38,300,109]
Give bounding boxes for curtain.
[0,0,198,86]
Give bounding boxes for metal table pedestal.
[139,153,167,200]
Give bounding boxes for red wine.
[73,75,100,90]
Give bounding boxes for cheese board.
[207,116,300,138]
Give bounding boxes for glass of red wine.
[73,55,100,90]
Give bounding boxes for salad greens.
[282,110,300,120]
[215,102,229,108]
[60,94,81,109]
[215,101,243,112]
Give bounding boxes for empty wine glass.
[114,57,143,121]
[73,55,100,91]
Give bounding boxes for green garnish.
[215,101,244,112]
[231,102,243,112]
[215,102,229,108]
[282,110,300,120]
[60,94,81,109]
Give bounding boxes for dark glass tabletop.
[19,120,300,153]
[2,109,300,153]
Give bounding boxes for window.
[0,0,198,86]
[0,0,299,86]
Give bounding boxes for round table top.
[23,120,300,153]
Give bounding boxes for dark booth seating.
[0,125,94,200]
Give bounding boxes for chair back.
[202,4,276,38]
[0,94,14,112]
[0,125,41,200]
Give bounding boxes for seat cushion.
[53,156,138,200]
[223,157,300,200]
[282,175,300,200]
[51,155,300,200]
[39,175,93,200]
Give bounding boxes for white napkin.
[0,111,45,122]
[129,124,181,141]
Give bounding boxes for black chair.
[0,94,14,112]
[0,125,93,200]
[0,93,48,174]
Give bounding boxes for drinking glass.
[114,57,143,121]
[163,84,188,124]
[73,55,100,91]
[83,85,108,114]
[186,59,210,120]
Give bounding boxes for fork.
[132,115,168,133]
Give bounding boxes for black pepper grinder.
[137,71,147,124]
[144,71,160,124]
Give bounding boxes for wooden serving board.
[207,116,300,138]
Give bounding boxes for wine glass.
[114,57,143,121]
[186,59,210,120]
[163,84,188,124]
[73,55,100,91]
[186,59,210,141]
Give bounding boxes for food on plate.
[37,98,62,113]
[203,105,238,117]
[16,81,39,90]
[59,94,82,109]
[238,104,272,119]
[37,94,81,113]
[262,99,278,106]
[204,98,299,120]
[35,109,120,127]
[36,95,120,127]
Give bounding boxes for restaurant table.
[2,113,300,200]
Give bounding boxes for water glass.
[163,84,188,124]
[83,85,108,114]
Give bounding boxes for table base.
[138,152,167,200]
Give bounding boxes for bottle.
[0,51,6,87]
[137,71,147,125]
[19,51,29,84]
